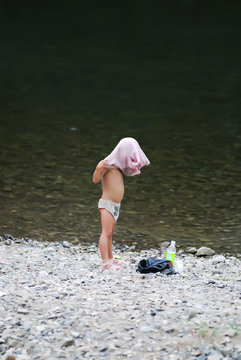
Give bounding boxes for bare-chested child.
[93,138,150,271]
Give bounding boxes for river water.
[0,2,240,255]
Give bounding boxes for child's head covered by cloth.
[105,137,150,176]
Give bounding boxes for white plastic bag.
[173,258,184,273]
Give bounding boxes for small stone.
[36,325,47,333]
[224,328,236,337]
[4,240,12,246]
[196,247,215,257]
[17,309,29,315]
[188,311,198,320]
[214,342,232,357]
[187,247,197,254]
[196,356,207,360]
[15,355,30,360]
[212,270,222,275]
[207,350,223,360]
[70,331,80,338]
[140,325,152,332]
[100,347,108,352]
[191,349,202,357]
[62,241,71,248]
[207,280,216,285]
[14,238,22,244]
[217,284,225,288]
[62,338,75,347]
[4,234,14,240]
[212,255,226,264]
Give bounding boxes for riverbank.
[0,236,240,360]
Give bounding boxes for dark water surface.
[0,1,241,254]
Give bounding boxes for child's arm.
[93,160,108,184]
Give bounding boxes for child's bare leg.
[107,220,116,260]
[107,221,127,266]
[99,209,120,270]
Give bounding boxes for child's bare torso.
[101,168,124,203]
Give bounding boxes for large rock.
[196,247,215,257]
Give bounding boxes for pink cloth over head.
[105,137,150,176]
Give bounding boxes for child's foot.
[111,258,127,266]
[101,261,121,271]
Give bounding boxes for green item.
[165,241,176,264]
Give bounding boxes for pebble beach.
[0,236,240,360]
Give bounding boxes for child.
[93,137,150,270]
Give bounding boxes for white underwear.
[98,199,121,221]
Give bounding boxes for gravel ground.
[0,236,241,360]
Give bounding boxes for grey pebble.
[62,241,71,248]
[207,351,223,360]
[62,338,75,347]
[187,247,198,254]
[212,255,226,264]
[3,234,14,240]
[214,342,232,357]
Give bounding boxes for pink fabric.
[105,137,150,176]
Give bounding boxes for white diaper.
[98,199,121,221]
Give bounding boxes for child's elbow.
[92,175,99,184]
